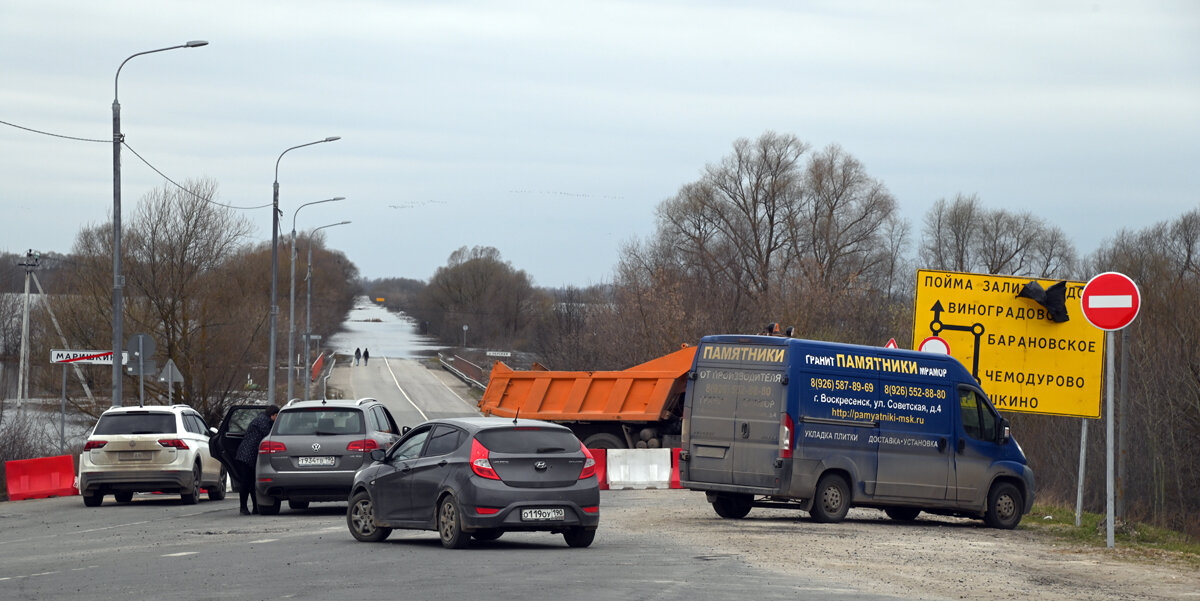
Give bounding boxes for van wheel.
[810,474,851,523]
[984,482,1023,529]
[711,494,753,519]
[884,507,921,521]
[582,433,625,449]
[82,492,103,507]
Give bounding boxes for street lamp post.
[288,197,346,401]
[303,220,351,402]
[269,137,340,406]
[111,40,207,408]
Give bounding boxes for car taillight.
[582,506,599,514]
[779,413,794,459]
[347,439,378,452]
[259,440,287,454]
[578,441,597,480]
[470,439,500,480]
[476,507,501,515]
[158,439,190,449]
[84,440,107,451]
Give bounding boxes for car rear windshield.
[93,413,176,435]
[475,427,579,454]
[275,408,364,435]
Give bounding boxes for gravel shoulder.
[605,489,1199,601]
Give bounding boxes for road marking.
[162,552,197,557]
[436,373,481,412]
[383,356,428,421]
[249,539,278,544]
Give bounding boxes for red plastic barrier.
[670,447,682,489]
[6,455,78,500]
[590,448,608,490]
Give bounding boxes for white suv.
[78,404,226,507]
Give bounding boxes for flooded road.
[326,297,445,360]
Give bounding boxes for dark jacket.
[235,413,274,464]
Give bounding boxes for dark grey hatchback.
[347,417,600,548]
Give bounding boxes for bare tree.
[919,194,1077,278]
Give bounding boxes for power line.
[0,118,107,143]
[122,141,271,211]
[3,117,270,212]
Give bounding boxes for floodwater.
[325,297,446,360]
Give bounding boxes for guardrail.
[438,352,487,390]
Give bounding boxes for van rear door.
[685,343,786,489]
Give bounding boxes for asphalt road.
[0,492,894,601]
[325,354,482,427]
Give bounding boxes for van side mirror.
[998,418,1011,444]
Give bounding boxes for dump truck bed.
[478,346,697,422]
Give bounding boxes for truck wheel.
[711,494,753,519]
[810,474,851,523]
[984,482,1023,529]
[884,507,921,521]
[582,433,625,449]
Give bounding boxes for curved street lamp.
[111,40,208,407]
[268,136,340,405]
[303,220,351,402]
[288,196,346,401]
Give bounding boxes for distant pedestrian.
[354,348,361,366]
[235,405,278,515]
[363,348,370,365]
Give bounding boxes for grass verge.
[1021,503,1200,567]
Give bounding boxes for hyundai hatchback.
[347,417,600,548]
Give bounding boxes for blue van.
[678,335,1035,529]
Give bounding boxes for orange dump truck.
[478,346,697,449]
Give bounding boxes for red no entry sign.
[1081,272,1140,331]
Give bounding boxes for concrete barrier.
[5,455,78,500]
[604,448,673,489]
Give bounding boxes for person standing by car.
[235,405,278,515]
[363,348,370,365]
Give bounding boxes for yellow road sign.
[913,269,1104,418]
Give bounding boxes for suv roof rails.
[285,398,300,407]
[356,397,378,406]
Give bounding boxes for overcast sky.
[2,1,1197,288]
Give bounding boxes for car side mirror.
[208,426,218,437]
[401,425,411,435]
[369,449,386,463]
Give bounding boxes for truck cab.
[678,335,1034,529]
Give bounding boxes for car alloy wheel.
[347,491,391,542]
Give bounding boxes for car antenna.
[513,406,519,425]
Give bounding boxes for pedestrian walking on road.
[235,405,278,515]
[363,348,370,365]
[354,347,361,366]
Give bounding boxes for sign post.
[1081,272,1140,549]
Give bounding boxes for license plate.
[119,451,150,461]
[521,508,565,521]
[298,456,335,467]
